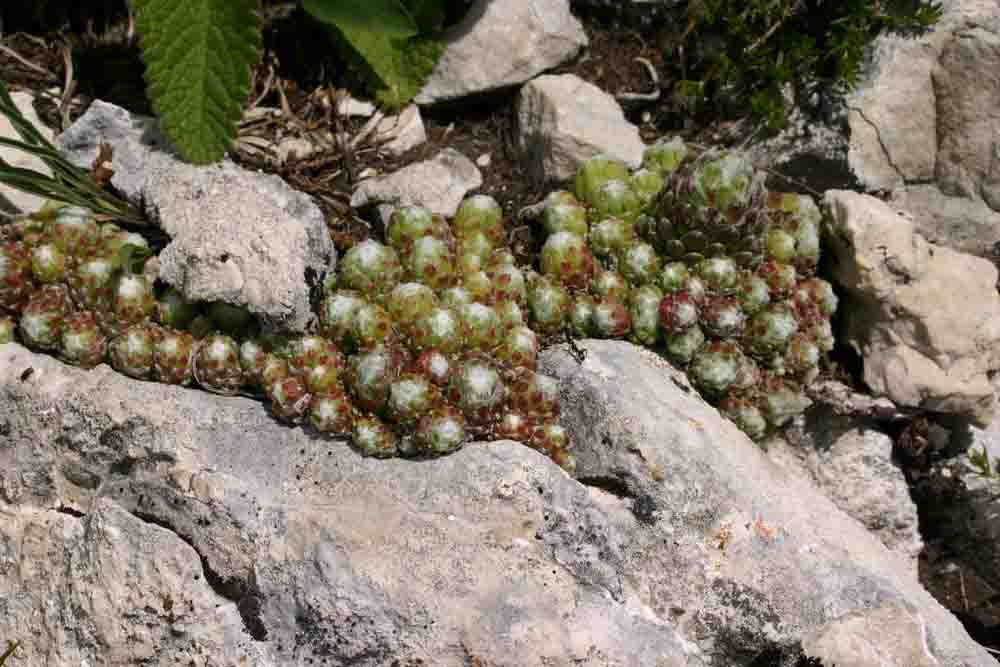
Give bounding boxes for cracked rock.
[773,415,923,576]
[0,342,696,666]
[749,1,1000,258]
[539,340,995,666]
[2,337,997,664]
[0,500,264,665]
[933,21,1000,211]
[57,101,336,334]
[824,190,1000,421]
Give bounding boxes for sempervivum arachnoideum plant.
[0,197,578,470]
[525,138,839,443]
[1,136,835,460]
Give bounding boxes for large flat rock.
[0,340,995,665]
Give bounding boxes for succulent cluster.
[0,136,837,461]
[0,201,575,471]
[525,138,837,440]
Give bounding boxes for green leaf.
[131,0,261,164]
[303,0,443,109]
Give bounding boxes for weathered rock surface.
[350,148,482,225]
[891,184,1000,256]
[823,189,1000,422]
[933,20,1000,211]
[0,91,53,215]
[773,415,923,574]
[2,339,996,665]
[0,342,697,666]
[57,101,336,334]
[846,30,949,192]
[415,0,588,104]
[751,1,1000,256]
[540,341,994,666]
[516,74,645,183]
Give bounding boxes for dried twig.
[617,57,661,104]
[275,79,304,128]
[959,567,969,613]
[349,110,387,151]
[248,63,275,111]
[0,640,20,666]
[0,42,56,80]
[746,0,804,54]
[58,42,76,131]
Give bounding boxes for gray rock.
[3,337,996,665]
[415,0,588,105]
[539,340,994,666]
[57,101,336,334]
[0,91,53,215]
[933,22,1000,210]
[891,184,1000,257]
[846,31,948,191]
[0,342,698,666]
[801,601,944,667]
[350,148,482,224]
[747,82,861,195]
[805,379,915,421]
[824,189,1000,422]
[750,1,1000,257]
[516,74,646,183]
[0,500,266,665]
[774,415,923,575]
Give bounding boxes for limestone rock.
[57,101,336,334]
[0,500,265,665]
[891,184,1000,257]
[2,338,997,665]
[774,414,923,574]
[516,74,645,183]
[350,148,482,225]
[539,340,995,666]
[0,342,697,666]
[801,602,943,667]
[824,190,1000,422]
[846,31,948,191]
[933,21,1000,210]
[749,1,1000,257]
[415,0,588,104]
[0,92,53,215]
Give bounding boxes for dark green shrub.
[666,0,943,129]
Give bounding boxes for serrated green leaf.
[303,0,443,109]
[132,0,260,164]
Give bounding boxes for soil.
[2,1,998,659]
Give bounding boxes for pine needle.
[0,77,149,227]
